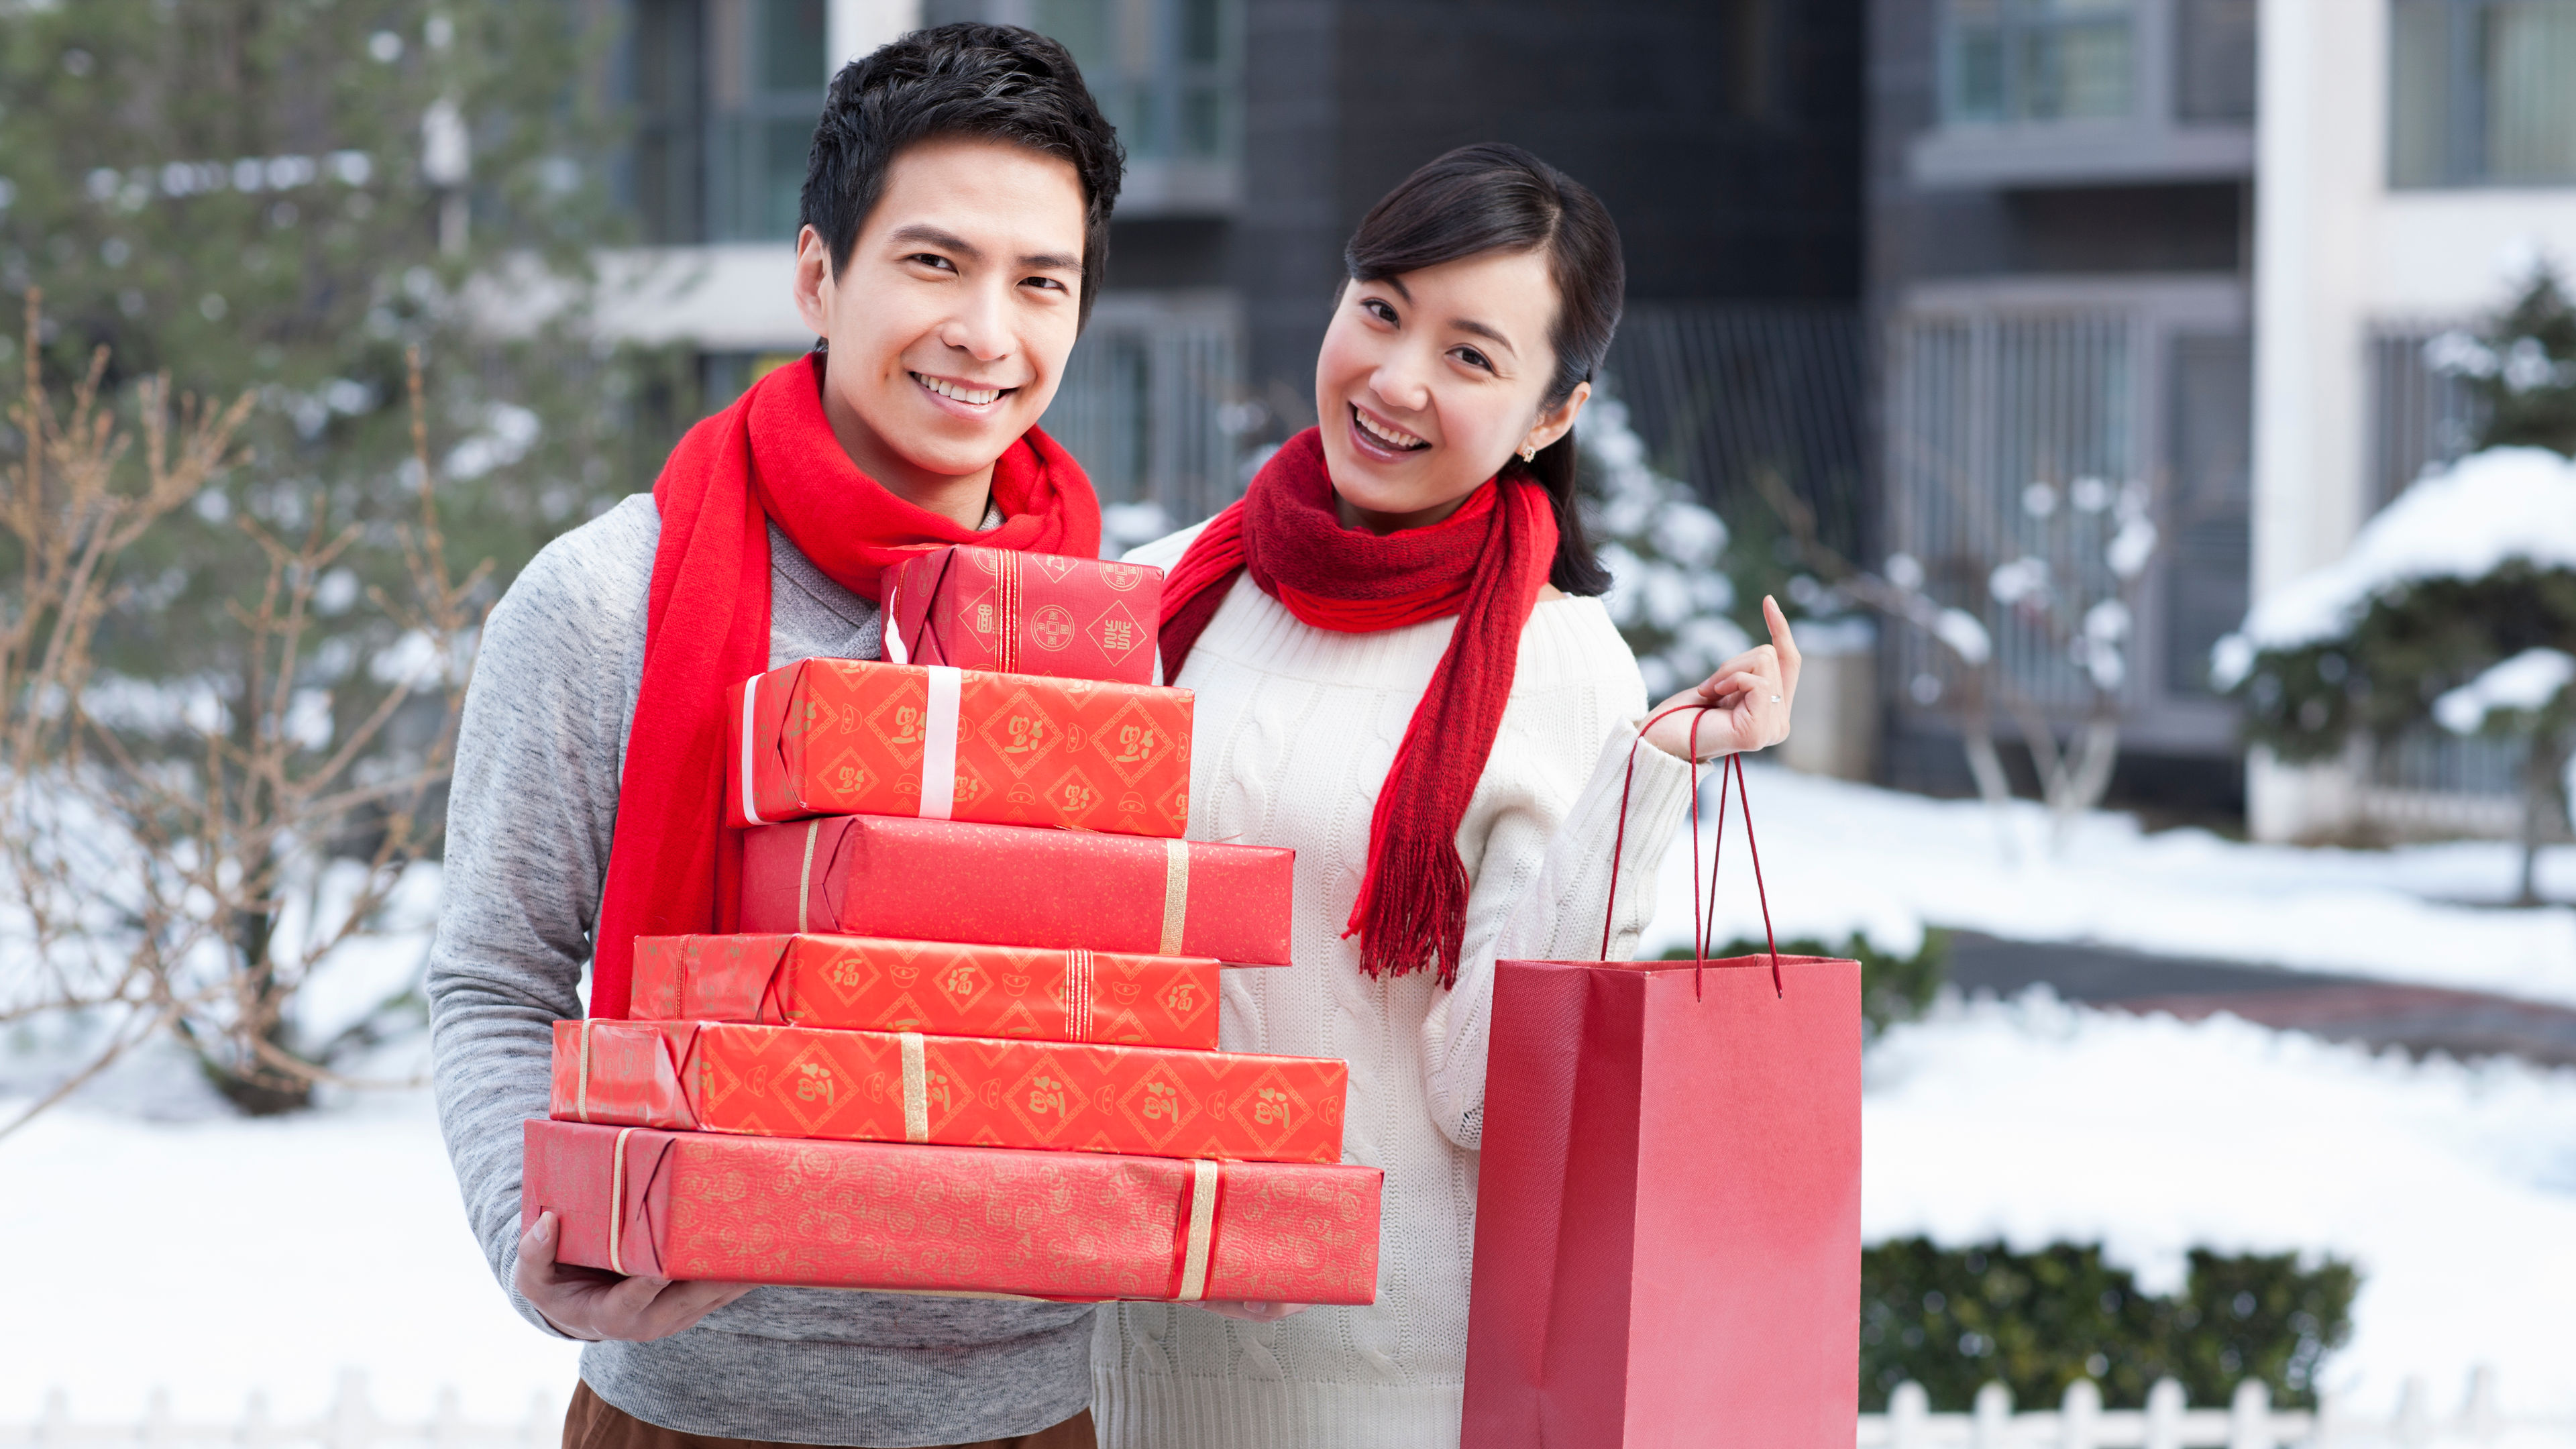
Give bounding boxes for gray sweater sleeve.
[427,497,656,1335]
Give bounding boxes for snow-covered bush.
[1579,397,1749,698]
[2216,274,2576,901]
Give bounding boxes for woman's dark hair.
[1343,142,1623,595]
[802,23,1126,329]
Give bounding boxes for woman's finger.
[1763,596,1803,698]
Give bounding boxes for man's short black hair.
[801,23,1124,328]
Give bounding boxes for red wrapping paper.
[551,1018,1347,1164]
[725,658,1191,837]
[521,1118,1382,1303]
[632,934,1227,1050]
[882,545,1163,685]
[741,815,1293,966]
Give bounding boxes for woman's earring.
[1519,443,1538,464]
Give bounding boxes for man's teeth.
[916,374,1006,406]
[1355,409,1427,449]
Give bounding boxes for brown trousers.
[563,1381,1095,1449]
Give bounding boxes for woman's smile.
[1349,402,1433,460]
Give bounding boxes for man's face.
[794,136,1088,492]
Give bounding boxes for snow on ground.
[9,1000,2570,1421]
[0,1038,583,1426]
[1866,994,2576,1415]
[1641,763,2576,1006]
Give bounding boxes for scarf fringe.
[1346,833,1472,987]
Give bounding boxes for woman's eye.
[1452,347,1492,372]
[1364,299,1397,324]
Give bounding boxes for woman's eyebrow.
[1450,318,1517,358]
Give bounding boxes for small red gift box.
[742,816,1294,966]
[726,657,1191,837]
[632,934,1226,1050]
[550,1018,1347,1164]
[882,545,1163,685]
[522,1118,1383,1303]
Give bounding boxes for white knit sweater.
[1092,525,1699,1449]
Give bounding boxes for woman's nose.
[1368,358,1431,415]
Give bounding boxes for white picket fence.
[1860,1370,2575,1448]
[5,1367,2569,1449]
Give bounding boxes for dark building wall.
[1234,0,1866,429]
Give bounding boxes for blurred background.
[3,0,2574,1443]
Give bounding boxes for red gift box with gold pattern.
[549,1018,1346,1164]
[741,815,1293,966]
[631,934,1226,1051]
[522,1118,1382,1303]
[881,546,1163,686]
[724,657,1191,836]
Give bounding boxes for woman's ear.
[1517,379,1592,458]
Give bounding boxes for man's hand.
[1642,594,1802,761]
[1198,1301,1309,1323]
[515,1210,755,1342]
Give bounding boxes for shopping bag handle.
[1601,704,1782,998]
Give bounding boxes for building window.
[2392,0,2576,187]
[709,0,830,240]
[1945,0,2137,125]
[1030,0,1240,209]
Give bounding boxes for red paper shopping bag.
[1461,748,1862,1449]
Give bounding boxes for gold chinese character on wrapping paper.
[1139,1080,1179,1122]
[794,1061,837,1106]
[1026,1073,1069,1118]
[1162,979,1199,1015]
[1252,1086,1292,1127]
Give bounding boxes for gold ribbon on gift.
[899,1031,930,1142]
[1161,839,1189,956]
[574,1018,594,1124]
[993,549,1025,674]
[608,1125,639,1275]
[1063,947,1093,1042]
[1176,1158,1220,1302]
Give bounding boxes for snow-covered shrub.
[2216,419,2576,897]
[1862,1238,2357,1411]
[1579,397,1749,698]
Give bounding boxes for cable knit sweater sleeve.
[1419,710,1696,1150]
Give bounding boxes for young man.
[427,25,1120,1449]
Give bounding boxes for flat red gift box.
[632,934,1226,1051]
[742,815,1293,967]
[522,1118,1382,1303]
[724,657,1191,837]
[882,545,1163,685]
[551,1018,1347,1164]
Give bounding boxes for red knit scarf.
[588,354,1099,1017]
[1159,427,1558,985]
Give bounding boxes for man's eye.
[908,254,956,272]
[1022,276,1067,292]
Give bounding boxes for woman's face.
[1313,248,1589,533]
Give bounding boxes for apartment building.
[2251,0,2576,841]
[595,0,1867,540]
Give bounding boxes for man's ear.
[792,225,835,338]
[1517,378,1591,458]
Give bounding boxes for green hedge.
[1861,1239,2358,1410]
[1680,931,1949,1034]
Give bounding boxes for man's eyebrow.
[887,223,980,260]
[1019,250,1084,275]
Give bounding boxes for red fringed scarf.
[1159,427,1557,985]
[588,354,1099,1017]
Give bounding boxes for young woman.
[1093,144,1801,1447]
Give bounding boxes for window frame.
[2387,0,2576,190]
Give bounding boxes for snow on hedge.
[2214,447,2576,686]
[2436,647,2576,734]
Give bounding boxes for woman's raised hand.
[1641,595,1801,761]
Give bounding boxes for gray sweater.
[425,494,1095,1449]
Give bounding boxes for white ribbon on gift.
[898,1030,930,1142]
[1176,1159,1220,1301]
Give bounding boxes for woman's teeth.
[915,373,1007,406]
[1354,407,1428,450]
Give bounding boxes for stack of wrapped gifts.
[523,546,1381,1305]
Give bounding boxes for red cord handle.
[1599,705,1783,998]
